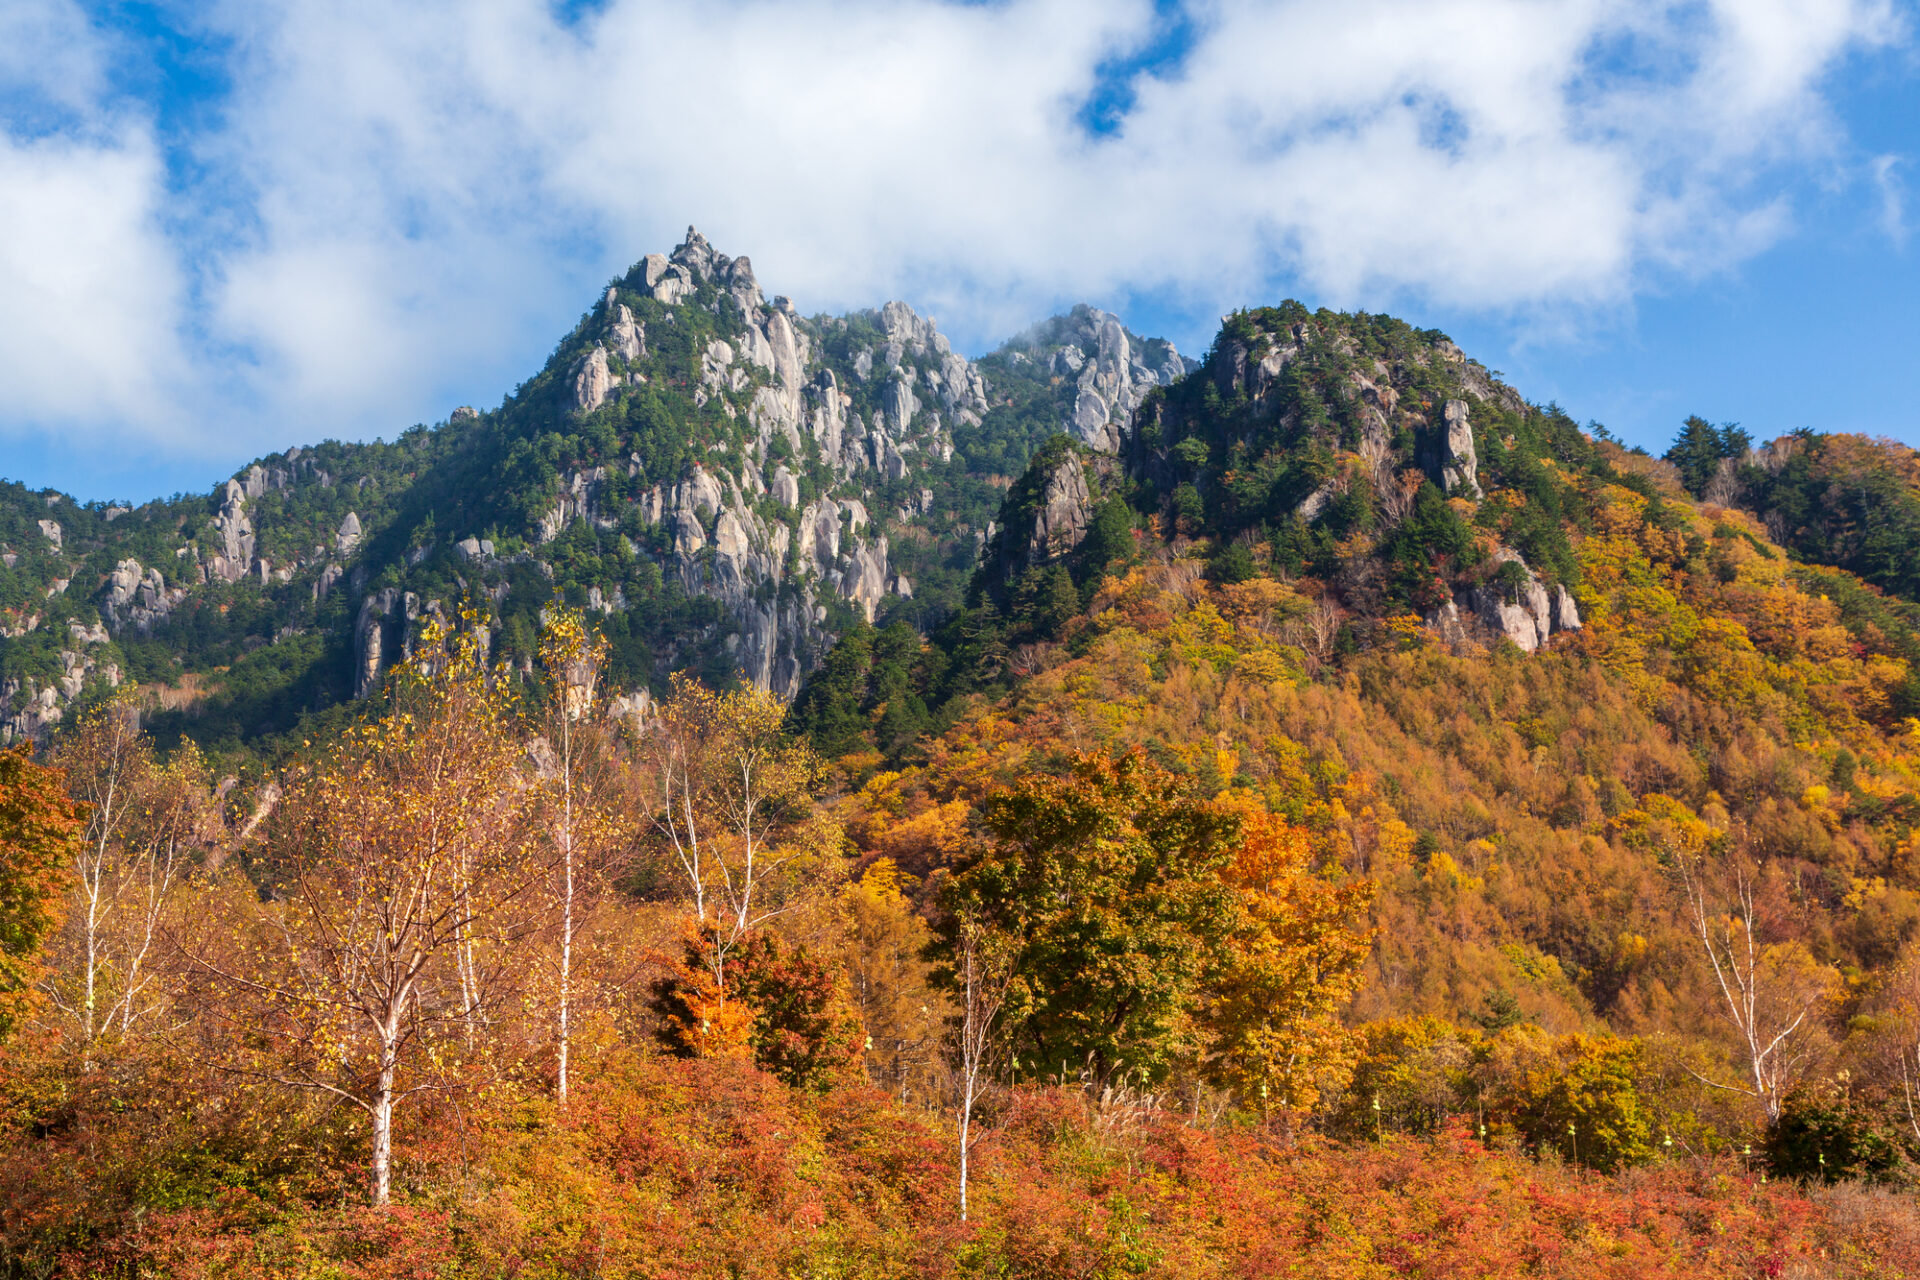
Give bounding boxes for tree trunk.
[558,842,573,1105]
[82,886,100,1048]
[371,1060,395,1207]
[80,771,117,1054]
[557,717,575,1105]
[959,1072,974,1221]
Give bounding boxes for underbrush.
[8,1049,1920,1279]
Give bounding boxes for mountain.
[15,245,1920,1269]
[791,300,1920,1063]
[0,229,1200,755]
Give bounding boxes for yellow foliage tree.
[536,605,613,1106]
[635,674,839,1030]
[188,622,540,1205]
[1203,801,1375,1113]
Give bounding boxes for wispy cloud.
[0,0,1904,474]
[1872,153,1908,246]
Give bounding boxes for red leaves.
[8,1062,1919,1277]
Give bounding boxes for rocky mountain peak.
[995,305,1198,453]
[0,232,1206,747]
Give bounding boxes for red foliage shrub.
[10,1065,1920,1279]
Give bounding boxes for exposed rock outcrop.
[1434,399,1482,498]
[1462,550,1579,654]
[1553,584,1583,633]
[573,345,616,414]
[353,588,424,699]
[1004,305,1198,453]
[0,625,121,745]
[1026,452,1093,566]
[980,445,1119,598]
[639,252,695,305]
[502,230,975,696]
[1,683,62,746]
[206,480,257,583]
[102,558,174,631]
[771,465,800,509]
[607,291,645,362]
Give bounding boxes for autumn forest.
[9,304,1920,1277]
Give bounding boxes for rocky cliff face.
[488,228,989,699]
[8,227,1158,744]
[12,254,1591,752]
[1117,305,1583,654]
[988,305,1197,455]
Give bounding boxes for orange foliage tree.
[1203,800,1374,1114]
[186,624,541,1205]
[634,675,835,1048]
[0,747,80,1041]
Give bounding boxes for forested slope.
[6,294,1920,1277]
[795,303,1920,1169]
[0,232,1197,766]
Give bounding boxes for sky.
[1,0,1916,503]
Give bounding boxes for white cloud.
[0,1,191,448]
[0,130,186,421]
[0,0,109,123]
[0,0,1903,471]
[1873,153,1907,246]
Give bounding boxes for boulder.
[771,465,801,509]
[608,300,645,362]
[1438,400,1482,498]
[573,345,615,414]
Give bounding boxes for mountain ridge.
[0,228,1200,754]
[7,232,1920,767]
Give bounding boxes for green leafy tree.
[1483,1027,1657,1173]
[1664,415,1751,498]
[933,749,1240,1085]
[1765,1082,1909,1184]
[1077,494,1139,588]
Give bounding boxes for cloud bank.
[0,0,1901,471]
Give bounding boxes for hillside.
[9,271,1920,1276]
[793,301,1920,1141]
[0,231,1196,759]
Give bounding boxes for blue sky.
[1,0,1916,503]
